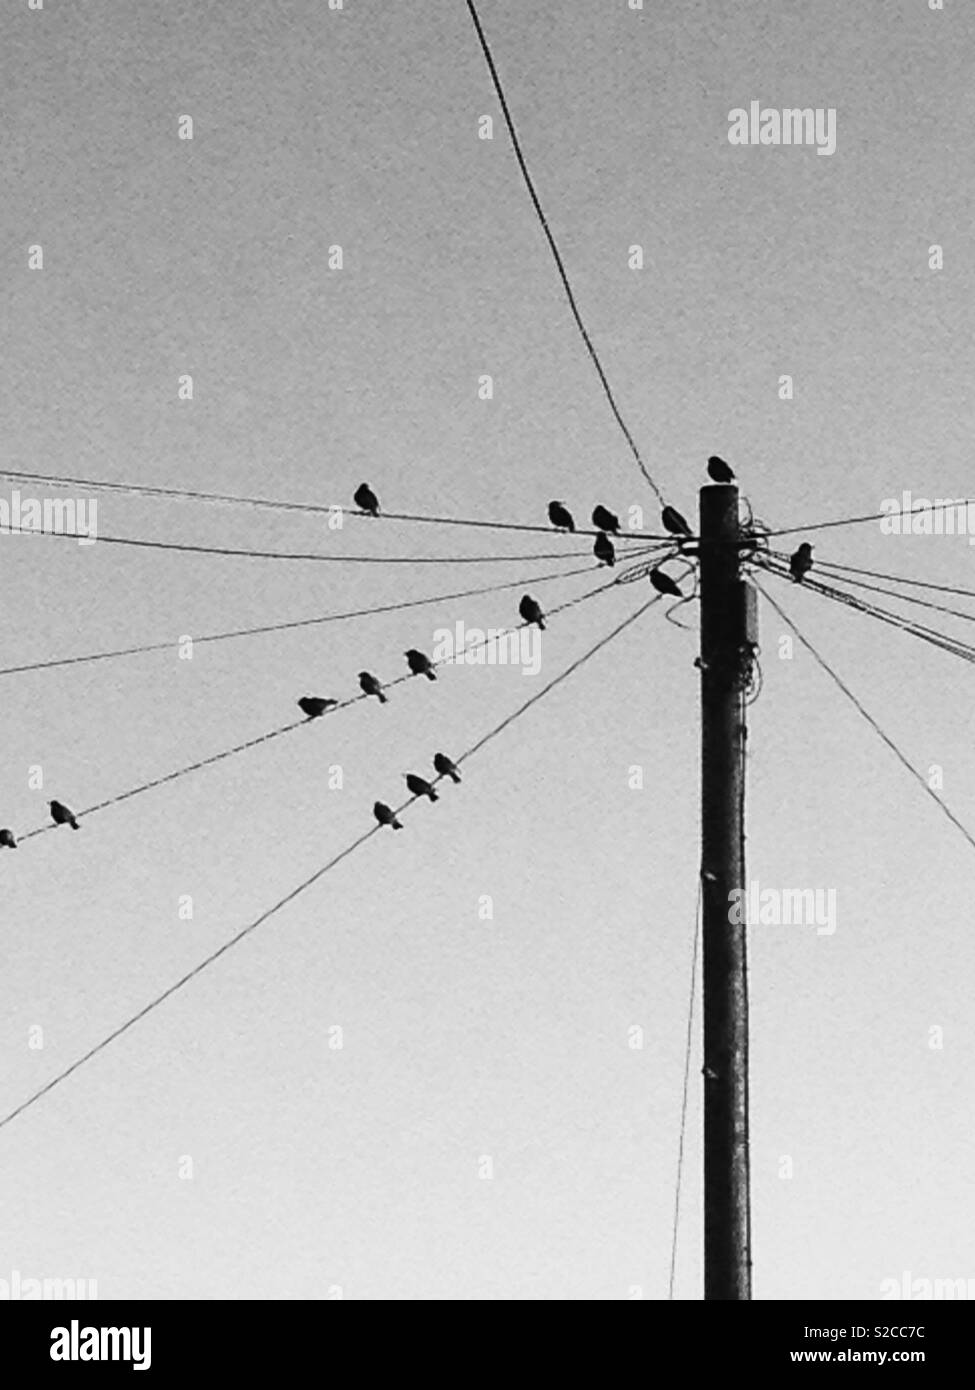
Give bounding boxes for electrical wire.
[754,578,975,856]
[0,468,670,541]
[9,570,631,844]
[759,498,975,540]
[0,560,602,679]
[0,524,598,565]
[0,591,660,1132]
[464,0,667,508]
[668,875,701,1301]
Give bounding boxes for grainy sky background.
[2,0,974,1300]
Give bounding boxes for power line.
[789,554,975,603]
[755,560,975,668]
[464,0,667,508]
[11,570,629,844]
[669,875,701,1301]
[760,498,975,540]
[1,525,599,565]
[0,469,671,541]
[0,591,660,1133]
[754,578,975,856]
[0,560,602,678]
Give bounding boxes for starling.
[661,505,692,538]
[405,773,438,802]
[353,483,380,516]
[434,752,461,784]
[650,568,683,598]
[591,504,620,534]
[789,542,813,583]
[405,649,436,680]
[548,500,575,533]
[359,671,387,703]
[373,801,403,830]
[50,800,79,830]
[518,595,545,629]
[707,455,735,483]
[298,696,338,719]
[0,828,17,849]
[593,531,616,566]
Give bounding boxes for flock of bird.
[0,460,814,851]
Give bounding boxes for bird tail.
[378,691,388,703]
[425,670,437,681]
[70,820,80,830]
[392,819,403,830]
[449,770,461,784]
[538,618,546,630]
[428,789,439,801]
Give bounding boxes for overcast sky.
[2,0,974,1300]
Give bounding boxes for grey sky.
[1,0,973,1299]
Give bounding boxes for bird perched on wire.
[405,773,438,802]
[359,671,387,703]
[789,542,814,582]
[707,455,735,483]
[0,828,17,849]
[661,505,692,538]
[548,500,575,533]
[353,483,380,516]
[593,531,616,566]
[298,696,338,719]
[518,595,546,629]
[405,649,436,681]
[434,752,461,784]
[650,568,683,598]
[50,800,79,830]
[373,801,402,830]
[591,504,620,534]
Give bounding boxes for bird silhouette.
[298,696,338,719]
[650,568,683,598]
[519,595,546,629]
[789,542,813,582]
[50,800,79,830]
[0,828,17,849]
[405,773,438,802]
[548,500,575,532]
[593,531,616,566]
[661,505,692,538]
[359,671,387,702]
[405,649,436,680]
[591,504,620,534]
[707,455,735,483]
[373,801,402,830]
[354,483,380,516]
[434,752,461,784]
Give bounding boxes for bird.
[359,671,387,702]
[548,500,575,532]
[353,483,380,516]
[298,696,338,719]
[373,801,403,830]
[650,568,683,598]
[593,531,616,566]
[661,505,692,538]
[789,542,813,582]
[50,800,79,830]
[405,649,436,680]
[0,828,17,849]
[405,773,438,802]
[434,752,461,784]
[591,504,620,534]
[707,454,735,483]
[519,595,545,629]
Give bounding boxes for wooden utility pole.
[699,483,753,1300]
